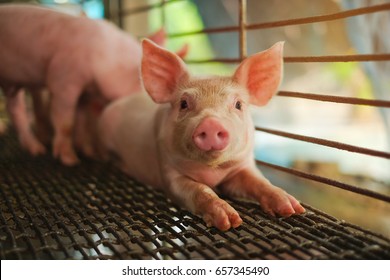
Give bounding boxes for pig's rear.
[0,5,71,84]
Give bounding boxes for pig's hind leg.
[48,83,82,166]
[167,174,243,231]
[31,89,54,146]
[74,105,98,158]
[0,119,6,135]
[6,88,46,155]
[222,167,305,217]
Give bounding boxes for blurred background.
[0,0,389,237]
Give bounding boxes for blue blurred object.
[40,0,104,18]
[82,0,104,18]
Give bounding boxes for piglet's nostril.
[217,131,227,138]
[193,118,230,151]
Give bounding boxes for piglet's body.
[0,4,144,165]
[99,40,305,231]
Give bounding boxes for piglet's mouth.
[183,141,229,164]
[201,151,235,168]
[203,149,225,157]
[191,140,229,156]
[196,148,228,164]
[182,143,233,168]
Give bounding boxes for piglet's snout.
[193,118,229,151]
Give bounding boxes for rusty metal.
[255,127,390,160]
[238,0,247,60]
[256,160,390,204]
[277,91,390,108]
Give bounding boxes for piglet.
[98,39,305,231]
[0,4,147,165]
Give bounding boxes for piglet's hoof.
[21,136,46,156]
[53,141,80,166]
[202,198,243,231]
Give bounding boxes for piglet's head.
[141,39,283,167]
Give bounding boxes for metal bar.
[184,53,390,64]
[161,0,166,27]
[248,2,390,30]
[118,0,123,29]
[117,0,184,18]
[103,0,110,20]
[239,0,248,60]
[169,25,238,38]
[255,126,390,160]
[256,160,390,203]
[277,91,390,108]
[169,2,390,38]
[284,53,390,63]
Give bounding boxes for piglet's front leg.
[167,174,243,231]
[222,166,305,217]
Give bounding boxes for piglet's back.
[0,5,74,56]
[0,5,85,84]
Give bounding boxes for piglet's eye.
[235,100,242,110]
[180,100,189,110]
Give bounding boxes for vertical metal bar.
[103,0,110,20]
[161,0,167,29]
[118,0,124,29]
[239,0,247,60]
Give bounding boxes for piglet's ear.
[147,28,166,46]
[176,43,190,59]
[141,39,189,103]
[233,42,284,107]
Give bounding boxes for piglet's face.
[141,39,283,167]
[169,77,252,167]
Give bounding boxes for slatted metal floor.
[0,131,389,259]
